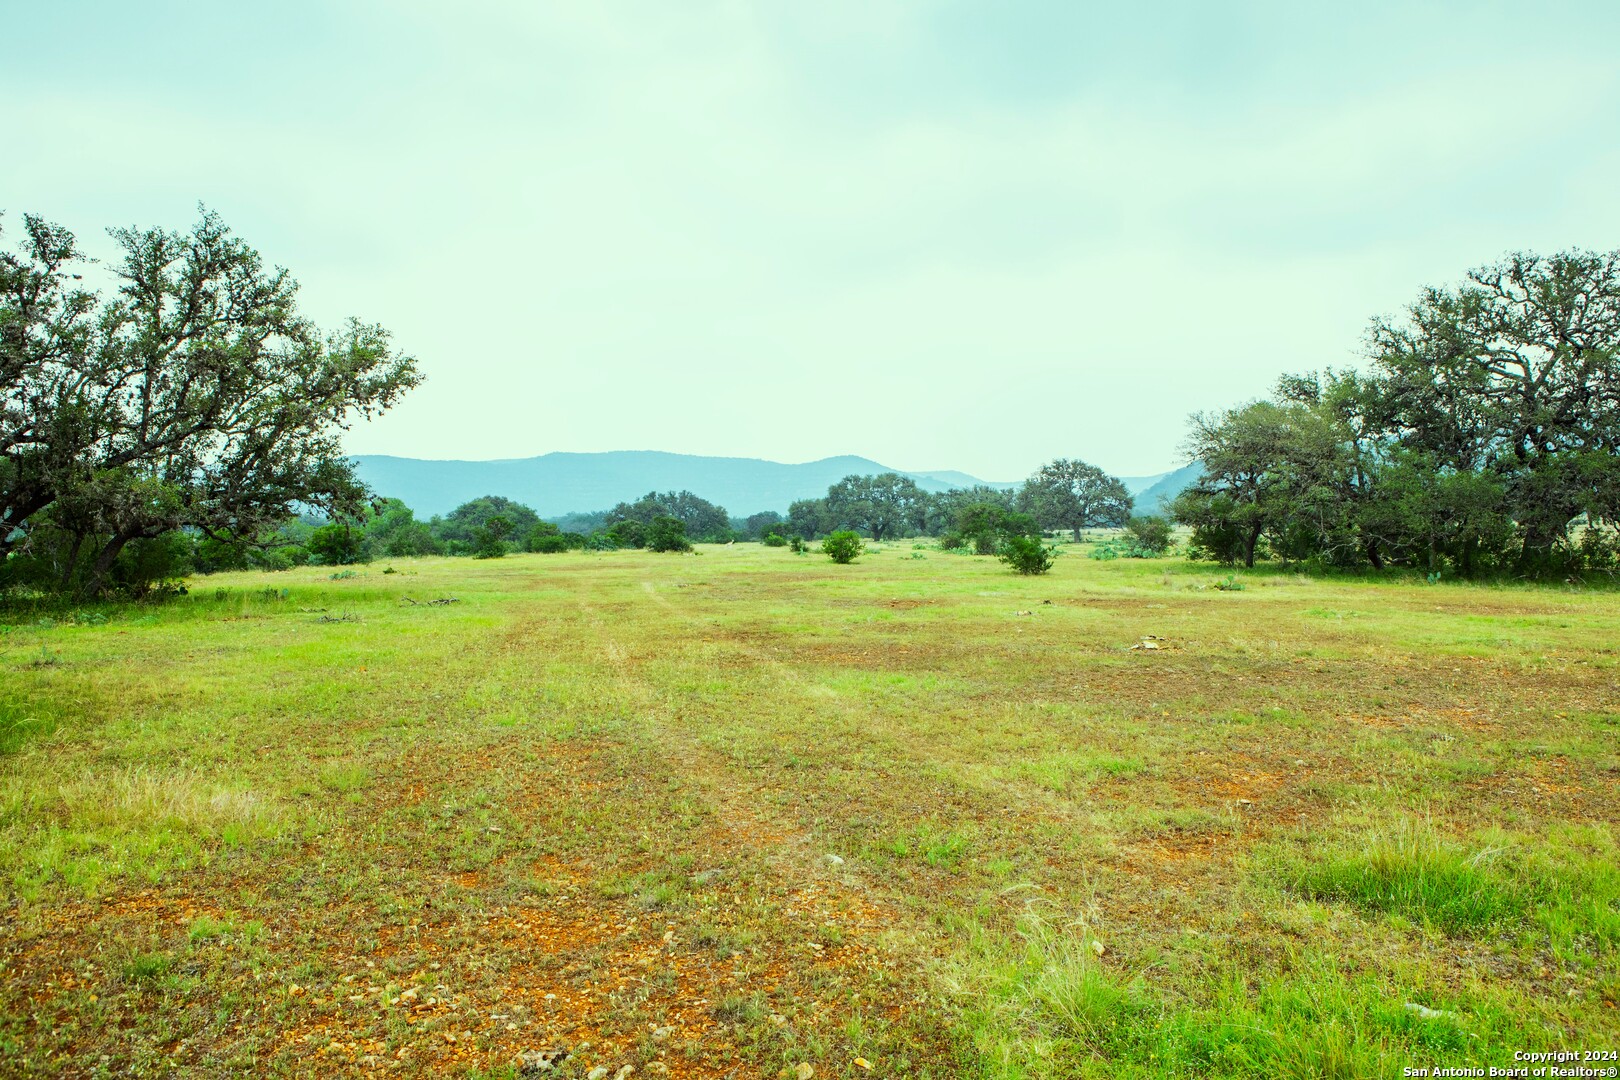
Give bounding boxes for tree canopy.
[0,208,421,593]
[1019,459,1132,540]
[1172,249,1620,577]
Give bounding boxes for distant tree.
[823,473,929,540]
[471,514,513,559]
[646,515,692,552]
[553,509,609,535]
[365,499,441,558]
[308,521,366,566]
[742,510,784,541]
[786,498,830,540]
[526,520,571,554]
[608,490,731,542]
[436,496,540,552]
[1124,515,1174,555]
[606,519,646,549]
[1169,400,1358,568]
[953,502,1040,555]
[821,530,864,564]
[1019,459,1132,540]
[925,486,1016,535]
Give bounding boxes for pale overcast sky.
[6,2,1619,480]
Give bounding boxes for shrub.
[1000,534,1057,575]
[308,523,365,566]
[606,520,646,549]
[822,531,864,564]
[761,531,788,548]
[788,535,807,554]
[647,515,693,553]
[530,533,569,554]
[1125,515,1174,554]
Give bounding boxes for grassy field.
[2,543,1617,1078]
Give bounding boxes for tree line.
[7,206,1613,596]
[1169,250,1620,579]
[134,461,1147,577]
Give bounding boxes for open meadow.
[2,545,1617,1078]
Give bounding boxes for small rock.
[613,1067,637,1080]
[516,1048,570,1074]
[796,1065,815,1080]
[1089,940,1106,957]
[651,1025,674,1042]
[587,1069,609,1080]
[1403,1002,1457,1022]
[823,854,845,866]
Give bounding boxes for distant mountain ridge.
[351,451,1015,519]
[349,450,1198,520]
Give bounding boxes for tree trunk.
[1365,540,1384,570]
[1243,524,1262,568]
[58,532,89,591]
[82,534,132,598]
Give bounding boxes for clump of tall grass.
[943,904,1477,1078]
[1282,818,1524,934]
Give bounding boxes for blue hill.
[351,451,1013,518]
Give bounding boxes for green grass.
[1,547,1616,1076]
[1280,818,1526,934]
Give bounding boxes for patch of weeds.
[887,822,972,869]
[317,763,371,793]
[328,570,357,580]
[0,699,54,754]
[600,868,691,912]
[692,924,755,958]
[1213,575,1246,591]
[712,993,765,1024]
[187,915,232,942]
[121,952,174,987]
[1278,818,1525,935]
[949,909,1485,1077]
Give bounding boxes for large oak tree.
[0,208,421,593]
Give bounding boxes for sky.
[6,1,1620,481]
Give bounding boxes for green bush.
[788,535,807,554]
[821,531,864,564]
[761,531,788,548]
[1125,515,1174,554]
[606,520,646,549]
[647,515,692,553]
[1000,534,1057,575]
[308,523,366,566]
